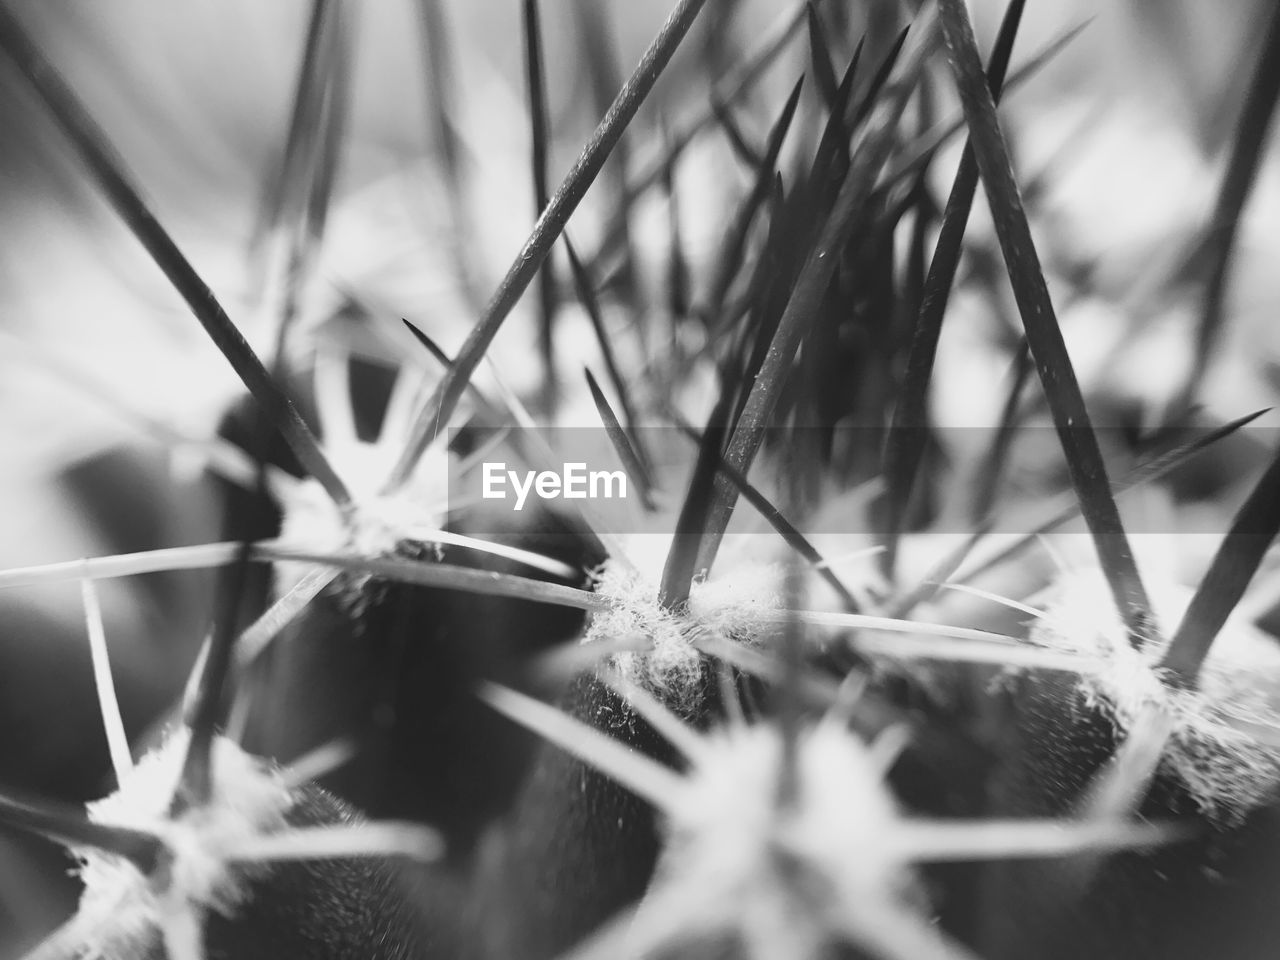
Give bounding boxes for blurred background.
[0,0,1278,953]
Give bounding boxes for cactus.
[2,1,1280,959]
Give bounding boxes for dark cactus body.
[203,783,468,960]
[241,507,601,856]
[472,668,714,960]
[981,672,1280,960]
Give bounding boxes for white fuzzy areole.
[274,441,451,605]
[584,558,783,700]
[73,731,293,959]
[657,724,913,950]
[1032,568,1280,820]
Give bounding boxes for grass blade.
[703,77,805,317]
[805,2,840,109]
[251,0,337,270]
[0,7,351,508]
[936,0,1153,647]
[584,369,656,510]
[970,340,1032,522]
[387,0,714,490]
[524,0,555,212]
[849,25,910,131]
[801,37,862,192]
[953,420,1272,589]
[1158,441,1280,685]
[722,174,788,425]
[659,397,734,610]
[711,99,764,168]
[263,0,353,360]
[659,119,691,323]
[669,414,861,611]
[563,238,650,468]
[417,0,484,303]
[399,319,496,416]
[523,0,559,413]
[694,20,936,575]
[883,0,1027,577]
[588,0,824,272]
[301,2,351,247]
[418,0,464,193]
[573,1,638,301]
[878,21,1090,201]
[400,318,456,370]
[1173,1,1280,415]
[280,0,352,358]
